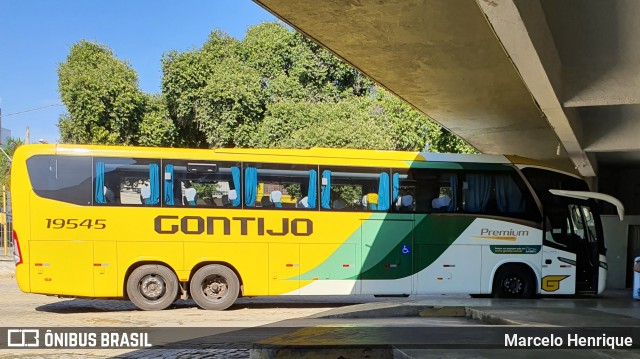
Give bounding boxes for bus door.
[545,190,624,294]
[541,205,578,294]
[360,213,414,295]
[569,204,601,294]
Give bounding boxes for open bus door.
[544,190,624,295]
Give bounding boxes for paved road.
[2,258,639,358]
[0,259,409,358]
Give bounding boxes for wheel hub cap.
[204,277,227,298]
[140,275,165,300]
[504,277,523,294]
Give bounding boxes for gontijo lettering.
[154,215,313,236]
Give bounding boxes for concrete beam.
[581,105,640,152]
[564,64,640,107]
[539,0,640,108]
[477,0,595,176]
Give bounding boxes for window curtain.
[146,163,160,205]
[495,175,525,213]
[321,170,331,209]
[164,164,174,206]
[308,169,317,209]
[377,172,390,211]
[95,161,106,204]
[449,175,457,212]
[231,166,241,207]
[244,166,258,207]
[466,174,491,212]
[392,173,400,206]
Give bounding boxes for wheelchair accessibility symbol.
[401,245,411,255]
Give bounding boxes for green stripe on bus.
[360,215,475,280]
[297,214,475,281]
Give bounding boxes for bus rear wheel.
[190,264,240,310]
[493,264,535,299]
[127,264,179,311]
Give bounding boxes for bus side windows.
[394,169,456,213]
[95,158,160,206]
[320,167,391,211]
[163,160,240,208]
[392,170,416,212]
[247,163,317,209]
[461,171,540,221]
[26,155,93,205]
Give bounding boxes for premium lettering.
[154,215,313,236]
[480,228,529,237]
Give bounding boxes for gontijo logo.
[473,228,530,241]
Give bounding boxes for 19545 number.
[46,219,106,229]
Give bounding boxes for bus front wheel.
[127,264,179,311]
[190,264,240,310]
[492,264,535,299]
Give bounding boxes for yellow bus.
[11,144,623,310]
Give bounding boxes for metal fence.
[1,187,11,257]
[1,219,12,256]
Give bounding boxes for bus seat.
[221,194,231,206]
[270,190,283,208]
[140,185,151,204]
[333,198,347,209]
[261,196,272,207]
[364,193,378,210]
[184,186,197,206]
[297,196,309,208]
[431,195,451,211]
[399,194,414,211]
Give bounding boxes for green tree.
[162,31,244,148]
[58,22,475,155]
[256,97,394,149]
[194,56,266,148]
[138,94,176,147]
[255,86,476,153]
[0,137,24,190]
[238,22,474,153]
[57,40,146,145]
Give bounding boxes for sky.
[0,0,278,144]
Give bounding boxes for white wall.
[601,214,640,289]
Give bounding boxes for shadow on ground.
[35,297,366,314]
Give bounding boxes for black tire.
[492,264,535,299]
[190,264,240,310]
[126,264,179,311]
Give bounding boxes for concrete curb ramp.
[251,305,524,358]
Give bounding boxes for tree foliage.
[0,137,24,190]
[58,40,146,145]
[57,23,476,155]
[138,94,176,147]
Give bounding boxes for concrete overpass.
[253,0,640,288]
[253,0,640,180]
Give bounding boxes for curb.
[251,306,520,358]
[465,307,521,325]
